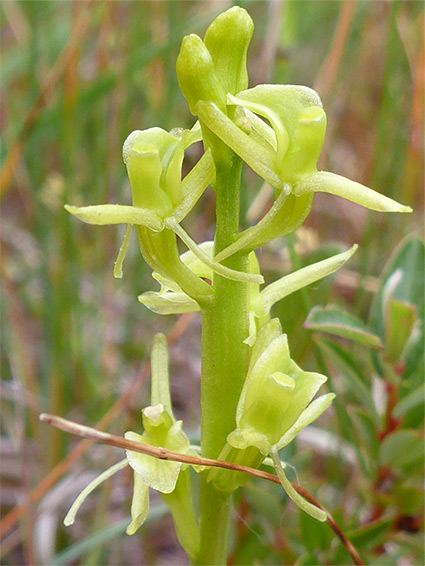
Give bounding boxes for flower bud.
[176,34,226,115]
[204,6,253,95]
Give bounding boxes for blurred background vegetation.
[1,1,423,565]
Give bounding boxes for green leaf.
[391,479,425,515]
[345,516,392,550]
[384,293,417,363]
[393,383,425,418]
[379,429,424,472]
[305,305,383,349]
[370,236,425,341]
[347,406,379,476]
[299,507,332,552]
[315,337,379,423]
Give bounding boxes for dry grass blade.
[39,413,365,566]
[0,1,93,198]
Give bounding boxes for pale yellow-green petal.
[65,204,164,231]
[126,472,150,535]
[125,431,181,494]
[254,245,358,317]
[173,149,215,223]
[113,224,133,278]
[150,333,173,417]
[271,450,326,522]
[64,459,128,526]
[166,218,264,285]
[294,171,412,213]
[274,393,335,450]
[138,291,200,315]
[227,93,289,166]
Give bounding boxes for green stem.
[196,154,250,564]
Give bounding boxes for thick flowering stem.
[197,154,250,565]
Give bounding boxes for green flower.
[195,86,411,261]
[63,334,200,560]
[66,125,262,301]
[209,319,334,522]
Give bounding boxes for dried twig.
[40,412,364,566]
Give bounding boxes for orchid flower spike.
[209,319,334,522]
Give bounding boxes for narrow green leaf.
[393,383,425,418]
[379,429,424,472]
[370,236,424,340]
[347,406,379,476]
[305,306,383,349]
[315,337,379,423]
[346,516,392,550]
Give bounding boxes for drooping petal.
[254,245,358,317]
[126,471,150,535]
[65,204,164,231]
[64,459,128,526]
[113,224,133,279]
[274,393,335,450]
[166,218,264,284]
[271,450,326,522]
[294,171,412,213]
